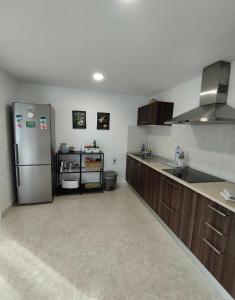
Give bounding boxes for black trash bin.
[103,171,117,191]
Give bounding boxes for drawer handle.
[138,163,142,167]
[160,200,175,214]
[202,238,223,255]
[205,222,224,237]
[207,204,227,217]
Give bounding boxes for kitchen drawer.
[158,175,183,235]
[203,221,229,256]
[223,254,235,298]
[205,201,232,235]
[191,194,234,286]
[196,234,226,283]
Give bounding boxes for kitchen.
[1,1,235,299]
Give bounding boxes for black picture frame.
[72,111,86,129]
[97,112,110,130]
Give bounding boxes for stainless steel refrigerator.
[12,102,55,204]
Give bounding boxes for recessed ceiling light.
[121,0,136,3]
[93,72,104,81]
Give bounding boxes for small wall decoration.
[97,112,110,130]
[72,111,86,129]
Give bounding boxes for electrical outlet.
[113,159,117,165]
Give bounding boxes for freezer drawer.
[16,165,52,204]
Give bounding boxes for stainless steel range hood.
[165,61,235,124]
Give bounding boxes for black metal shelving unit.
[56,151,104,195]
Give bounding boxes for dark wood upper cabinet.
[137,101,174,126]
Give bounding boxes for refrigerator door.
[13,103,51,165]
[16,165,52,204]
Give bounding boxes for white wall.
[127,126,148,153]
[0,70,19,216]
[19,83,144,183]
[147,61,235,182]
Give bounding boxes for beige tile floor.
[0,185,225,300]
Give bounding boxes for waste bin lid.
[104,171,117,179]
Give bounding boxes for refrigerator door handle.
[16,167,20,186]
[14,144,19,164]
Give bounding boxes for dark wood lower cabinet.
[152,171,161,214]
[191,194,235,296]
[142,165,154,208]
[126,155,235,298]
[158,175,184,236]
[178,187,197,248]
[223,254,235,298]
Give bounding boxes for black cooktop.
[163,167,225,183]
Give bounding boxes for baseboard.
[0,204,12,219]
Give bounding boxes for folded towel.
[223,189,235,199]
[220,192,235,202]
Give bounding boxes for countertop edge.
[127,153,235,213]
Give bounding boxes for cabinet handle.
[160,200,175,214]
[16,167,20,186]
[202,238,223,255]
[207,204,227,217]
[205,222,224,237]
[14,144,19,164]
[138,163,142,167]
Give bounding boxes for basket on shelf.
[85,160,102,169]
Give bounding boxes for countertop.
[127,153,235,213]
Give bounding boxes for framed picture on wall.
[97,112,110,130]
[72,111,86,129]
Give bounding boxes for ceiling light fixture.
[200,117,208,122]
[93,72,104,81]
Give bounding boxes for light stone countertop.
[127,153,235,213]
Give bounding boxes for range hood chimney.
[165,61,235,124]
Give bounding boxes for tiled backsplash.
[147,125,235,182]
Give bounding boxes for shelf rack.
[56,151,104,195]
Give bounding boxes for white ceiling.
[0,0,235,96]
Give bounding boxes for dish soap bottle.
[175,146,184,167]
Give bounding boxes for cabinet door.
[126,156,135,188]
[137,101,174,126]
[136,161,144,197]
[137,105,149,125]
[152,170,161,214]
[126,156,131,184]
[142,166,154,207]
[131,159,143,195]
[158,176,183,235]
[223,254,235,298]
[178,187,197,248]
